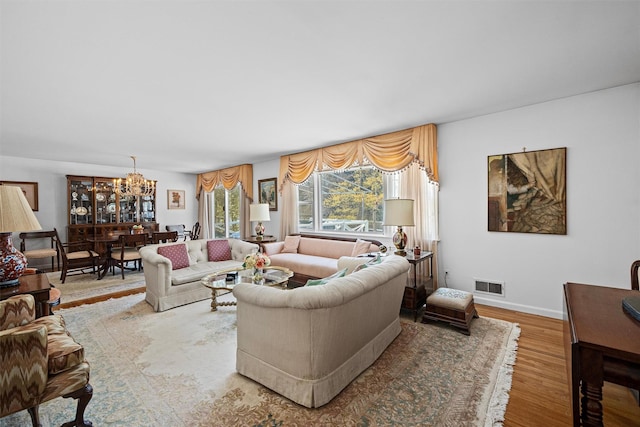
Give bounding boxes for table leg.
[580,347,604,427]
[210,289,218,311]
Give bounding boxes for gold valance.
[196,164,253,201]
[279,123,437,188]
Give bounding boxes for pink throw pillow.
[207,240,232,261]
[351,239,371,257]
[281,235,301,253]
[157,244,190,270]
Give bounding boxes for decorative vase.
[0,233,27,287]
[252,268,264,285]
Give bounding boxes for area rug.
[1,293,519,427]
[46,269,146,305]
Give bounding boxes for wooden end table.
[0,273,52,318]
[242,235,277,252]
[402,251,434,321]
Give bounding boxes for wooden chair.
[19,230,59,272]
[631,260,640,290]
[188,222,201,240]
[110,233,147,279]
[152,231,178,244]
[165,224,187,241]
[54,229,99,284]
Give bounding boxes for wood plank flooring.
[477,304,640,427]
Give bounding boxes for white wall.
[0,156,198,253]
[252,158,282,239]
[438,83,640,318]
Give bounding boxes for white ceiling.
[1,1,639,174]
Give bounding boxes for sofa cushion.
[305,268,348,286]
[268,253,339,279]
[157,244,191,270]
[32,315,84,375]
[350,239,372,257]
[281,235,301,253]
[207,239,232,261]
[170,260,243,286]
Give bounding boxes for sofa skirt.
[236,317,402,408]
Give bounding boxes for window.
[297,166,391,235]
[208,184,240,238]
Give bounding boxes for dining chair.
[54,229,100,283]
[152,231,178,244]
[188,222,201,240]
[165,224,187,241]
[19,230,59,272]
[110,233,147,279]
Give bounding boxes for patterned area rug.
[46,269,145,304]
[1,293,519,427]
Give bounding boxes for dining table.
[87,231,132,279]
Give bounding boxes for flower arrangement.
[243,252,271,270]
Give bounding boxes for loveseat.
[232,254,410,408]
[261,234,382,285]
[140,238,259,312]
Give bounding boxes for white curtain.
[279,180,299,240]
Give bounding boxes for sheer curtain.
[196,164,253,239]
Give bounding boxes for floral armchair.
[0,294,92,427]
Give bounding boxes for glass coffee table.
[201,266,293,311]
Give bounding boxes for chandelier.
[114,156,155,197]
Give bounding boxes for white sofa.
[140,239,258,312]
[232,254,410,408]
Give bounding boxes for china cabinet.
[66,175,158,242]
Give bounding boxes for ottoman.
[422,287,478,335]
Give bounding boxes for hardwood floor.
[477,304,640,427]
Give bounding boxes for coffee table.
[201,266,293,311]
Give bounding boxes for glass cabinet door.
[94,179,116,224]
[68,177,93,225]
[119,195,138,223]
[141,194,156,223]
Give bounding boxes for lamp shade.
[0,185,42,286]
[0,185,42,232]
[383,199,415,226]
[249,204,271,222]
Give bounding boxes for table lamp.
[383,198,415,256]
[250,203,270,240]
[0,185,43,287]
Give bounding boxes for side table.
[402,251,434,322]
[0,273,52,318]
[242,235,276,252]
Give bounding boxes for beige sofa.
[232,254,410,408]
[140,239,258,312]
[261,234,382,284]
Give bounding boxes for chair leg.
[61,383,93,427]
[27,405,41,427]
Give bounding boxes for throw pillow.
[353,254,383,272]
[350,239,372,257]
[157,244,190,270]
[281,235,301,253]
[305,268,348,286]
[207,239,232,261]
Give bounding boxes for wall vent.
[474,279,505,297]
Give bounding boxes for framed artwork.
[167,189,185,210]
[0,180,39,211]
[488,147,566,234]
[258,178,278,211]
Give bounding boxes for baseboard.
[472,295,564,320]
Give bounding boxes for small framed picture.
[0,181,39,211]
[258,178,278,211]
[167,189,185,210]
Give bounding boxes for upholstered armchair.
[0,294,92,427]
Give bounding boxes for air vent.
[474,278,505,297]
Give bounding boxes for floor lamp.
[0,185,43,287]
[384,199,415,256]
